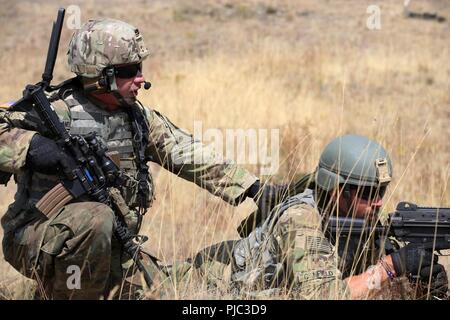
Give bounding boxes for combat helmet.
[315,134,392,192]
[68,18,149,78]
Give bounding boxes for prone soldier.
[193,135,448,299]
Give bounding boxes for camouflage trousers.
[2,201,141,299]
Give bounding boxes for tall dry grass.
[0,0,449,299]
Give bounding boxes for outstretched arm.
[145,108,258,205]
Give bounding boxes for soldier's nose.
[134,71,145,83]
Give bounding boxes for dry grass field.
[0,0,449,299]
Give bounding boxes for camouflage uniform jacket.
[0,83,258,236]
[232,189,351,299]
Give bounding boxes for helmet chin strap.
[328,184,353,218]
[112,91,135,107]
[104,67,135,106]
[343,184,351,200]
[84,66,135,107]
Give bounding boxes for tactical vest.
[26,86,154,213]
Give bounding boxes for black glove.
[391,243,448,299]
[391,243,436,277]
[26,134,73,175]
[237,182,289,238]
[419,263,448,299]
[248,181,289,218]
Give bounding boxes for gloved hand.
[391,243,448,299]
[419,263,448,299]
[237,182,289,237]
[250,181,289,219]
[26,134,73,175]
[391,243,436,277]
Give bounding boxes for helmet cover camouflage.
[67,18,150,78]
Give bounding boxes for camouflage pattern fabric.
[68,19,150,78]
[2,202,115,299]
[0,123,36,174]
[228,189,351,299]
[145,108,256,204]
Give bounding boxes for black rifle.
[327,201,450,251]
[8,8,156,288]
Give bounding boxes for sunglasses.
[350,185,387,202]
[114,63,142,79]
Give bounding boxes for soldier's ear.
[333,185,352,214]
[343,185,351,200]
[331,185,351,200]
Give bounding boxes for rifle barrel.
[42,8,65,87]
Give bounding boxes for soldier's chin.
[123,96,137,104]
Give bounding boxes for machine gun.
[327,201,450,252]
[7,8,157,288]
